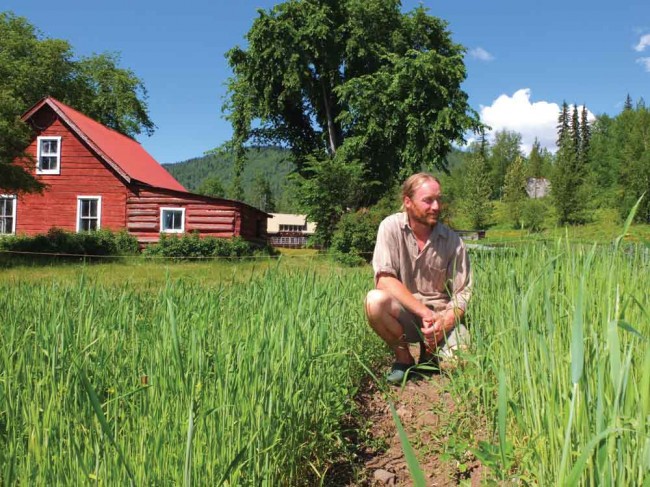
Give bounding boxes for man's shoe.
[386,362,413,385]
[418,353,439,366]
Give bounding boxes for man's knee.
[365,289,392,319]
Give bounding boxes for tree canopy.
[0,12,154,193]
[224,0,480,240]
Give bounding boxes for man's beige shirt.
[372,212,472,312]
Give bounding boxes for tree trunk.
[321,80,338,155]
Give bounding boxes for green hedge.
[0,228,139,256]
[142,233,277,260]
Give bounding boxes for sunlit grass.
[2,235,648,485]
[463,239,649,485]
[0,263,384,485]
[0,253,347,287]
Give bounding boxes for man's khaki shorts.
[397,305,470,358]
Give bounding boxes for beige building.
[267,213,317,247]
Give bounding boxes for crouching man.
[365,173,472,384]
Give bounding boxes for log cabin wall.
[126,188,239,245]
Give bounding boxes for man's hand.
[421,310,455,351]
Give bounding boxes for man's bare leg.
[364,289,415,365]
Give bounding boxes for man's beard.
[409,208,438,228]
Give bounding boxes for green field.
[1,242,649,485]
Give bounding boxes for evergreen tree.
[251,173,276,212]
[528,138,545,178]
[488,129,523,199]
[624,94,633,111]
[461,150,492,229]
[552,102,587,224]
[571,105,581,159]
[557,101,570,147]
[503,155,528,228]
[617,103,650,222]
[579,105,591,167]
[586,114,618,207]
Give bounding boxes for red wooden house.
[1,97,269,246]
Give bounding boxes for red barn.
[1,97,269,246]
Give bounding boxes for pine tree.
[461,151,492,229]
[579,106,591,161]
[624,94,633,111]
[488,129,523,199]
[557,101,570,147]
[252,174,276,212]
[571,105,581,156]
[528,138,545,178]
[552,102,587,224]
[503,155,528,228]
[617,102,650,222]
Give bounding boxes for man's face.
[404,180,442,228]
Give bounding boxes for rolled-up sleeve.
[445,241,472,311]
[372,219,400,285]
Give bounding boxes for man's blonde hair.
[401,172,440,201]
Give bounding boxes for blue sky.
[4,0,650,162]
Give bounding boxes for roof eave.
[133,182,273,217]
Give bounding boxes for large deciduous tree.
[0,12,154,193]
[224,0,480,243]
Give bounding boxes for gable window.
[160,207,185,233]
[0,195,16,235]
[77,196,101,231]
[36,136,62,175]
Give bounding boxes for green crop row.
[0,266,383,485]
[463,240,650,485]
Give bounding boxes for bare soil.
[328,346,491,486]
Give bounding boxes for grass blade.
[78,365,135,486]
[389,402,427,487]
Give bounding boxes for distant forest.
[163,147,299,213]
[164,146,467,215]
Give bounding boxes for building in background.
[526,177,551,199]
[267,213,317,248]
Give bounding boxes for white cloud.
[477,89,595,154]
[634,34,650,52]
[636,57,650,71]
[469,47,494,61]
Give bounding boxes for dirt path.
[340,347,489,486]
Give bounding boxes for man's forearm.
[440,306,465,332]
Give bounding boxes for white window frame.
[0,195,17,235]
[160,207,185,233]
[36,136,62,175]
[76,196,102,232]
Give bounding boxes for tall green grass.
[466,240,649,485]
[0,266,383,485]
[2,238,649,485]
